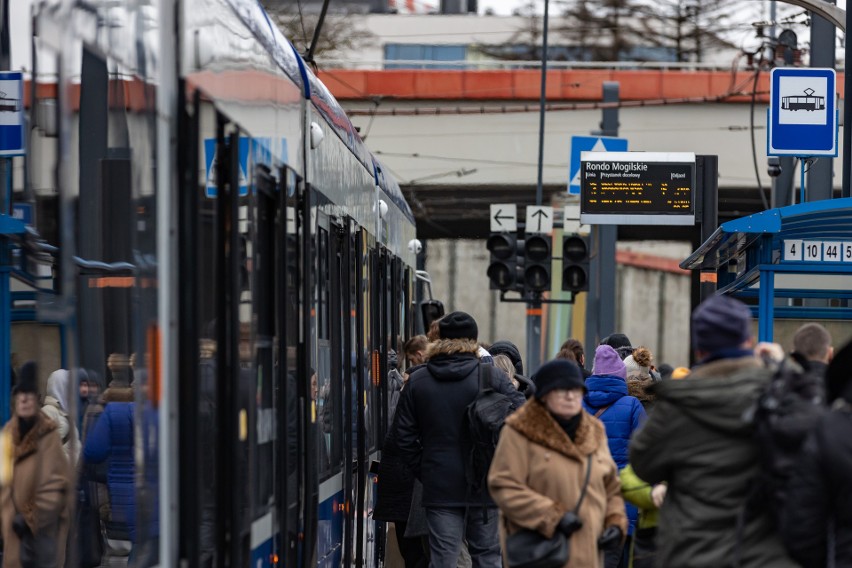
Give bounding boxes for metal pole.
[158,0,180,564]
[0,158,10,423]
[535,0,549,207]
[808,1,835,202]
[527,0,550,371]
[800,158,806,204]
[844,4,852,197]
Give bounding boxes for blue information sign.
[568,136,628,195]
[0,72,24,157]
[768,67,837,157]
[204,137,288,198]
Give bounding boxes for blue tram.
[22,0,425,566]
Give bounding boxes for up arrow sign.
[490,204,517,232]
[526,206,553,234]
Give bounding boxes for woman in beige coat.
[0,362,72,568]
[488,359,628,568]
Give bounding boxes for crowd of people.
[0,354,140,567]
[376,296,851,568]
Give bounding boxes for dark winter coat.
[630,356,798,568]
[374,406,416,523]
[394,338,526,508]
[781,401,852,567]
[83,387,136,541]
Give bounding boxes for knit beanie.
[14,361,38,396]
[691,295,753,354]
[602,333,632,350]
[592,345,627,380]
[532,359,586,400]
[624,347,652,376]
[438,311,478,341]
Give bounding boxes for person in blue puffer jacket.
[583,344,647,568]
[83,361,136,546]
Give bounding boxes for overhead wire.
[749,46,770,210]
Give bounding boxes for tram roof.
[681,197,852,271]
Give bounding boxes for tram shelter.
[681,198,852,342]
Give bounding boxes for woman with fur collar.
[488,359,628,568]
[0,361,72,568]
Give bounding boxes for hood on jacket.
[584,374,628,408]
[46,369,70,412]
[489,340,524,375]
[654,356,770,435]
[425,338,479,382]
[627,378,656,406]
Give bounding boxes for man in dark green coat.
[630,296,798,568]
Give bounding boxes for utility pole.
[808,0,836,202]
[584,83,619,356]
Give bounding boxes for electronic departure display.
[580,152,696,226]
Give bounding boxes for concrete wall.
[425,238,693,373]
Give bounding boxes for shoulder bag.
[505,453,593,568]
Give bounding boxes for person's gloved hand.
[597,526,622,550]
[12,513,30,538]
[556,512,583,536]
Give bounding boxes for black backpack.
[746,357,826,521]
[464,364,514,495]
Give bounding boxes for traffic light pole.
[527,0,551,373]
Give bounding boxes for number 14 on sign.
[784,240,852,262]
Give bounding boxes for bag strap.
[594,404,613,419]
[572,453,593,515]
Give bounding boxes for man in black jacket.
[394,312,525,568]
[782,340,852,567]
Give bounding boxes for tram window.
[316,341,342,477]
[318,228,330,341]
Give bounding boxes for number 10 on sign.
[784,240,852,262]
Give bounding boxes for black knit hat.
[14,361,38,396]
[601,333,634,360]
[532,359,586,400]
[602,333,632,350]
[438,311,478,341]
[489,340,524,375]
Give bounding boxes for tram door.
[179,104,306,568]
[312,209,359,568]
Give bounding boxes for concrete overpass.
[320,66,846,238]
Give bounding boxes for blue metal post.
[0,158,11,423]
[800,158,806,204]
[758,267,774,342]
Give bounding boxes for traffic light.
[562,234,590,292]
[486,233,518,290]
[523,234,551,293]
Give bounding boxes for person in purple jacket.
[583,344,647,568]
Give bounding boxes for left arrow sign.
[490,204,517,232]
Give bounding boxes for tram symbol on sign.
[781,88,825,112]
[0,91,20,113]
